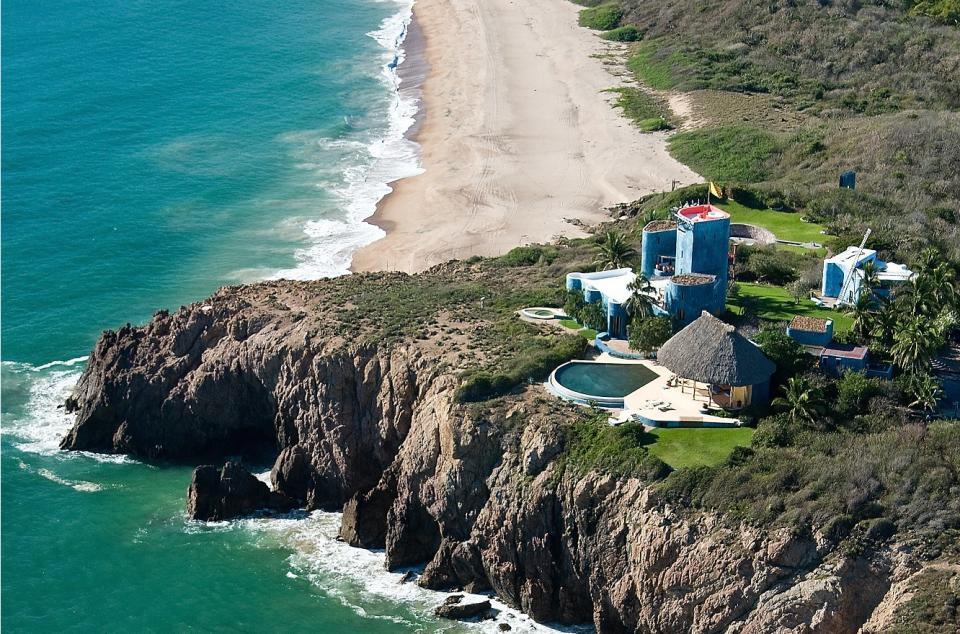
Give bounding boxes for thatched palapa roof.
[657,311,775,386]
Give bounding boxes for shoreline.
[351,0,700,274]
[365,7,429,239]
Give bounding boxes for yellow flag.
[709,182,724,199]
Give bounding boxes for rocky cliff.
[62,272,954,632]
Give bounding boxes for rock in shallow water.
[187,461,295,521]
[434,595,492,620]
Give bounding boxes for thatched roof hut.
[657,311,775,386]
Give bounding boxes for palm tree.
[914,247,939,275]
[860,260,881,296]
[925,262,957,309]
[622,274,655,319]
[891,317,939,373]
[772,377,825,426]
[844,289,875,342]
[904,373,943,413]
[870,302,900,348]
[902,266,955,318]
[594,231,637,270]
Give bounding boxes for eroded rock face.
[61,282,937,632]
[271,445,312,504]
[187,461,293,521]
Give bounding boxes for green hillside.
[599,0,960,264]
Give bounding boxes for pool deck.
[595,354,741,427]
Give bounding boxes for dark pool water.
[554,362,658,398]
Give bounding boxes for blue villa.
[642,204,731,325]
[786,316,894,379]
[566,203,733,338]
[565,268,636,338]
[821,246,914,306]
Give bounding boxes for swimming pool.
[549,361,658,407]
[520,307,562,320]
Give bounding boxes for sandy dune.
[351,0,700,273]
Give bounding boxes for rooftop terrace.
[676,204,730,224]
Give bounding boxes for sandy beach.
[351,0,700,273]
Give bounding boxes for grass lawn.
[558,319,597,340]
[646,427,754,468]
[715,200,826,244]
[728,283,852,333]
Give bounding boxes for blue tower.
[639,204,732,326]
[640,220,677,279]
[675,205,731,285]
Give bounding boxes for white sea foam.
[255,469,273,488]
[225,510,592,633]
[36,467,104,492]
[2,360,83,455]
[1,359,134,464]
[273,0,423,280]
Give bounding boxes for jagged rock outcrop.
[434,595,492,620]
[271,445,312,504]
[187,461,294,521]
[61,279,945,632]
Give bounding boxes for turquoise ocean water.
[1,1,543,631]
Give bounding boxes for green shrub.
[669,126,781,182]
[726,445,755,466]
[753,327,811,386]
[835,371,885,419]
[455,333,587,402]
[752,414,798,448]
[822,514,856,542]
[563,419,670,479]
[579,4,623,30]
[601,25,641,42]
[627,41,690,90]
[607,88,674,132]
[909,0,960,24]
[865,517,897,543]
[495,245,557,268]
[564,289,587,322]
[657,465,720,504]
[579,301,607,331]
[629,316,673,353]
[736,245,800,285]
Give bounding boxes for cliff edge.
[62,260,959,632]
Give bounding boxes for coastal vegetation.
[593,230,636,269]
[599,25,641,42]
[628,315,672,354]
[606,87,672,132]
[559,414,756,474]
[561,417,669,479]
[59,210,960,629]
[608,0,960,263]
[669,126,781,182]
[577,3,623,31]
